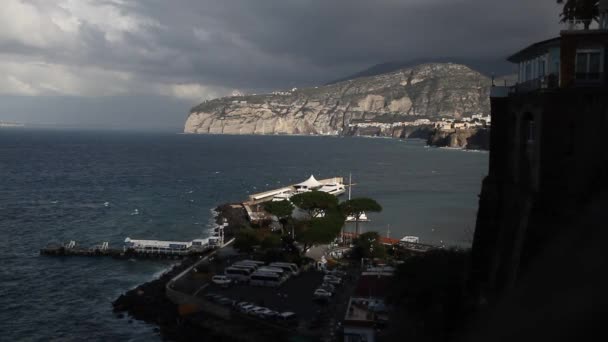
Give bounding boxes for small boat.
[400,236,420,244]
[346,212,370,222]
[272,192,293,202]
[319,181,346,196]
[344,173,369,222]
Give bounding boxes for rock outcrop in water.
[184,63,491,135]
[427,128,490,150]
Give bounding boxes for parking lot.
[199,268,329,321]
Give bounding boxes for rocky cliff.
[184,63,491,135]
[427,128,490,150]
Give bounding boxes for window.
[527,120,536,144]
[539,59,546,77]
[576,50,602,80]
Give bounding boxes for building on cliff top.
[470,2,608,303]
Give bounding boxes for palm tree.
[557,0,599,29]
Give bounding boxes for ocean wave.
[204,208,220,237]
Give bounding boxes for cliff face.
[427,128,490,150]
[184,63,491,135]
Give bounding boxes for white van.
[269,262,299,276]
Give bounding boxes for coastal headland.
[184,62,495,150]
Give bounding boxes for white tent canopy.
[294,175,322,189]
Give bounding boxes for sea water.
[0,129,487,340]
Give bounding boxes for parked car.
[238,304,256,313]
[277,312,298,325]
[218,297,235,306]
[252,307,275,318]
[212,275,232,287]
[319,283,335,293]
[325,269,347,277]
[234,301,250,310]
[314,288,333,298]
[323,275,342,285]
[246,306,265,315]
[261,310,280,319]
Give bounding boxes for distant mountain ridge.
[184,62,492,135]
[327,57,515,85]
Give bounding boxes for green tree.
[351,231,387,260]
[260,234,282,250]
[263,200,294,233]
[296,215,344,252]
[557,0,599,29]
[340,198,382,235]
[233,228,259,253]
[290,191,339,218]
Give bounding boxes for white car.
[314,288,333,298]
[239,304,256,313]
[246,306,265,314]
[320,283,335,293]
[253,308,275,318]
[323,275,342,285]
[212,275,232,287]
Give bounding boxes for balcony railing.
[575,72,606,85]
[510,74,559,94]
[562,19,598,31]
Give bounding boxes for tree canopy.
[233,228,259,253]
[296,214,344,251]
[290,191,339,218]
[263,200,294,220]
[260,234,282,250]
[351,231,387,260]
[340,197,382,234]
[557,0,599,29]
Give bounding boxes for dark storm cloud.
[114,0,561,89]
[2,0,562,93]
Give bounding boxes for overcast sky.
[0,0,562,131]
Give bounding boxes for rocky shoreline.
[344,124,490,150]
[112,203,248,341]
[426,127,490,150]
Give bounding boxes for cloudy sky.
[0,0,562,131]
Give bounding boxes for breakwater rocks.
[112,203,247,340]
[427,128,490,150]
[214,203,250,241]
[112,257,197,338]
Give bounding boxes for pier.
[41,225,227,260]
[243,175,345,223]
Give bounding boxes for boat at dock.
[246,175,346,204]
[318,179,346,196]
[243,175,346,223]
